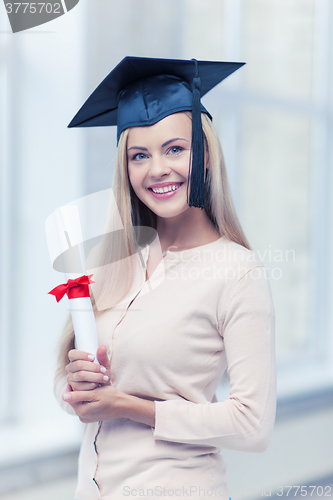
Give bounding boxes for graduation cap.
[68,56,245,208]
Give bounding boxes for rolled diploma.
[53,206,100,363]
[68,296,99,361]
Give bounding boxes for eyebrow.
[127,137,190,152]
[127,146,148,152]
[161,137,190,147]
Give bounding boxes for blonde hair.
[55,112,251,375]
[200,113,251,249]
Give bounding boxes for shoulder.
[211,236,265,276]
[215,238,275,334]
[213,237,273,312]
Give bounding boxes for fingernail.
[64,393,71,401]
[87,354,94,361]
[103,375,109,382]
[100,366,106,374]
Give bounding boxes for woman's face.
[127,112,195,220]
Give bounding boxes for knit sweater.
[54,236,276,500]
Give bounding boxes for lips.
[147,182,184,199]
[148,181,183,191]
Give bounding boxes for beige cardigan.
[54,236,276,500]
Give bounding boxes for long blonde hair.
[55,112,251,374]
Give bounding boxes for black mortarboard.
[68,56,245,208]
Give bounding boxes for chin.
[149,204,190,219]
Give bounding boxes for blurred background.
[1,0,333,498]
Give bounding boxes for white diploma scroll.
[45,205,99,363]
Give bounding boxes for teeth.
[152,184,181,194]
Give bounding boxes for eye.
[167,146,184,155]
[130,152,148,161]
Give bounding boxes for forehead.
[127,112,192,146]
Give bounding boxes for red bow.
[48,275,95,303]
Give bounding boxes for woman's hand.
[63,383,129,423]
[65,345,110,392]
[63,386,156,426]
[64,344,156,426]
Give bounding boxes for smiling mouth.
[148,183,184,194]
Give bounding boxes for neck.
[156,207,220,251]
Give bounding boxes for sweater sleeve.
[152,266,276,452]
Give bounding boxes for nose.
[148,155,171,179]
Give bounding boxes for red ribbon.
[48,274,95,303]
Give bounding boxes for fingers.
[66,365,108,386]
[69,381,100,392]
[66,357,109,392]
[97,345,111,371]
[66,347,111,392]
[63,389,95,404]
[62,385,122,423]
[68,349,95,363]
[62,390,97,424]
[66,360,106,377]
[66,360,104,377]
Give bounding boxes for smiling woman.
[54,56,276,500]
[127,113,215,231]
[127,112,221,280]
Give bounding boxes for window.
[0,9,87,462]
[194,0,333,397]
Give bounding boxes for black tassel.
[188,59,205,209]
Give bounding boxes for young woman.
[54,57,276,500]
